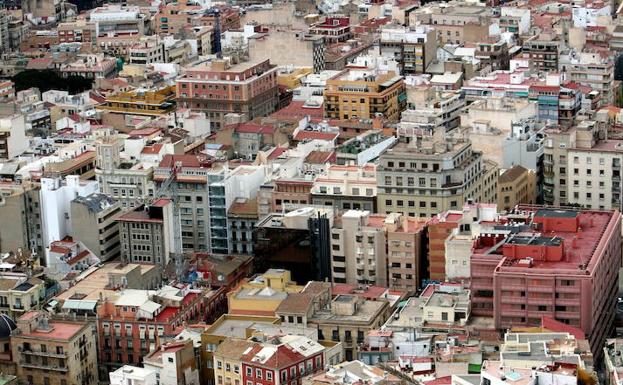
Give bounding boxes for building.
[117,200,176,267]
[227,269,303,316]
[96,86,176,118]
[89,5,149,37]
[176,59,279,130]
[562,50,615,105]
[11,311,98,385]
[376,130,484,217]
[96,285,225,377]
[470,206,621,360]
[497,165,536,212]
[241,335,325,385]
[213,338,258,385]
[254,208,333,283]
[0,275,45,320]
[227,198,258,255]
[330,210,387,286]
[39,176,99,266]
[308,16,352,44]
[0,182,43,257]
[427,210,462,281]
[59,54,117,79]
[143,340,200,385]
[109,366,157,385]
[308,295,390,361]
[58,20,97,45]
[522,34,560,71]
[308,360,401,385]
[0,114,27,160]
[385,213,427,292]
[311,164,377,212]
[324,68,406,122]
[70,193,121,262]
[379,25,437,75]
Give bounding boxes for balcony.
[20,361,69,372]
[22,350,67,358]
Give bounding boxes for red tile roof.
[234,122,275,134]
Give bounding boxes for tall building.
[176,59,279,130]
[0,114,27,160]
[522,33,560,71]
[323,68,406,122]
[70,193,122,262]
[385,213,427,292]
[376,130,485,217]
[330,210,388,286]
[379,25,437,75]
[311,164,378,212]
[117,199,176,267]
[470,206,621,360]
[11,311,98,385]
[0,183,43,257]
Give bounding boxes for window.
[246,367,252,376]
[256,369,263,379]
[385,199,392,206]
[267,372,273,381]
[226,363,231,372]
[218,361,223,370]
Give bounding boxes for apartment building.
[324,68,406,122]
[89,4,149,36]
[470,206,621,361]
[110,366,157,385]
[117,199,175,267]
[411,4,492,45]
[57,20,96,45]
[70,193,121,262]
[379,25,437,75]
[522,34,560,71]
[95,136,155,209]
[11,311,98,385]
[475,38,510,71]
[96,285,221,377]
[497,165,536,212]
[0,113,27,160]
[376,130,484,217]
[308,16,352,44]
[96,86,176,118]
[385,213,427,292]
[0,182,43,257]
[227,269,303,316]
[213,338,258,385]
[399,91,465,131]
[0,276,45,319]
[143,340,200,385]
[176,59,279,130]
[227,197,258,255]
[241,335,325,385]
[308,295,390,361]
[562,50,615,105]
[153,155,213,253]
[311,164,377,212]
[330,210,388,286]
[128,36,165,65]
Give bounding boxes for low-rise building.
[311,164,377,212]
[11,311,98,385]
[497,165,536,212]
[143,339,200,385]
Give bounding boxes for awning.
[61,299,97,311]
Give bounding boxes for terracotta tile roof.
[276,293,313,314]
[304,150,335,164]
[498,165,528,184]
[234,122,275,134]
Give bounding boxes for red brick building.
[241,336,325,385]
[426,212,462,281]
[308,17,352,44]
[176,59,278,130]
[470,206,621,360]
[96,284,226,378]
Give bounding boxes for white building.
[572,3,611,28]
[0,114,27,159]
[109,365,158,385]
[40,175,99,266]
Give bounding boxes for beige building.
[143,339,199,385]
[497,165,536,212]
[385,214,427,292]
[377,130,485,217]
[213,338,258,385]
[330,210,387,286]
[324,68,406,122]
[0,182,43,256]
[0,276,45,319]
[308,295,390,361]
[11,311,98,385]
[311,164,377,212]
[379,25,437,75]
[70,193,121,262]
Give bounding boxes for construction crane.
[140,161,185,281]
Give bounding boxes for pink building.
[470,206,621,359]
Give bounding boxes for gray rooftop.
[73,193,118,213]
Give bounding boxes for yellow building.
[201,315,280,385]
[227,269,304,316]
[96,86,176,117]
[497,165,536,212]
[324,69,406,122]
[213,338,259,385]
[277,67,313,90]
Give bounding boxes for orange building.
[426,211,462,281]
